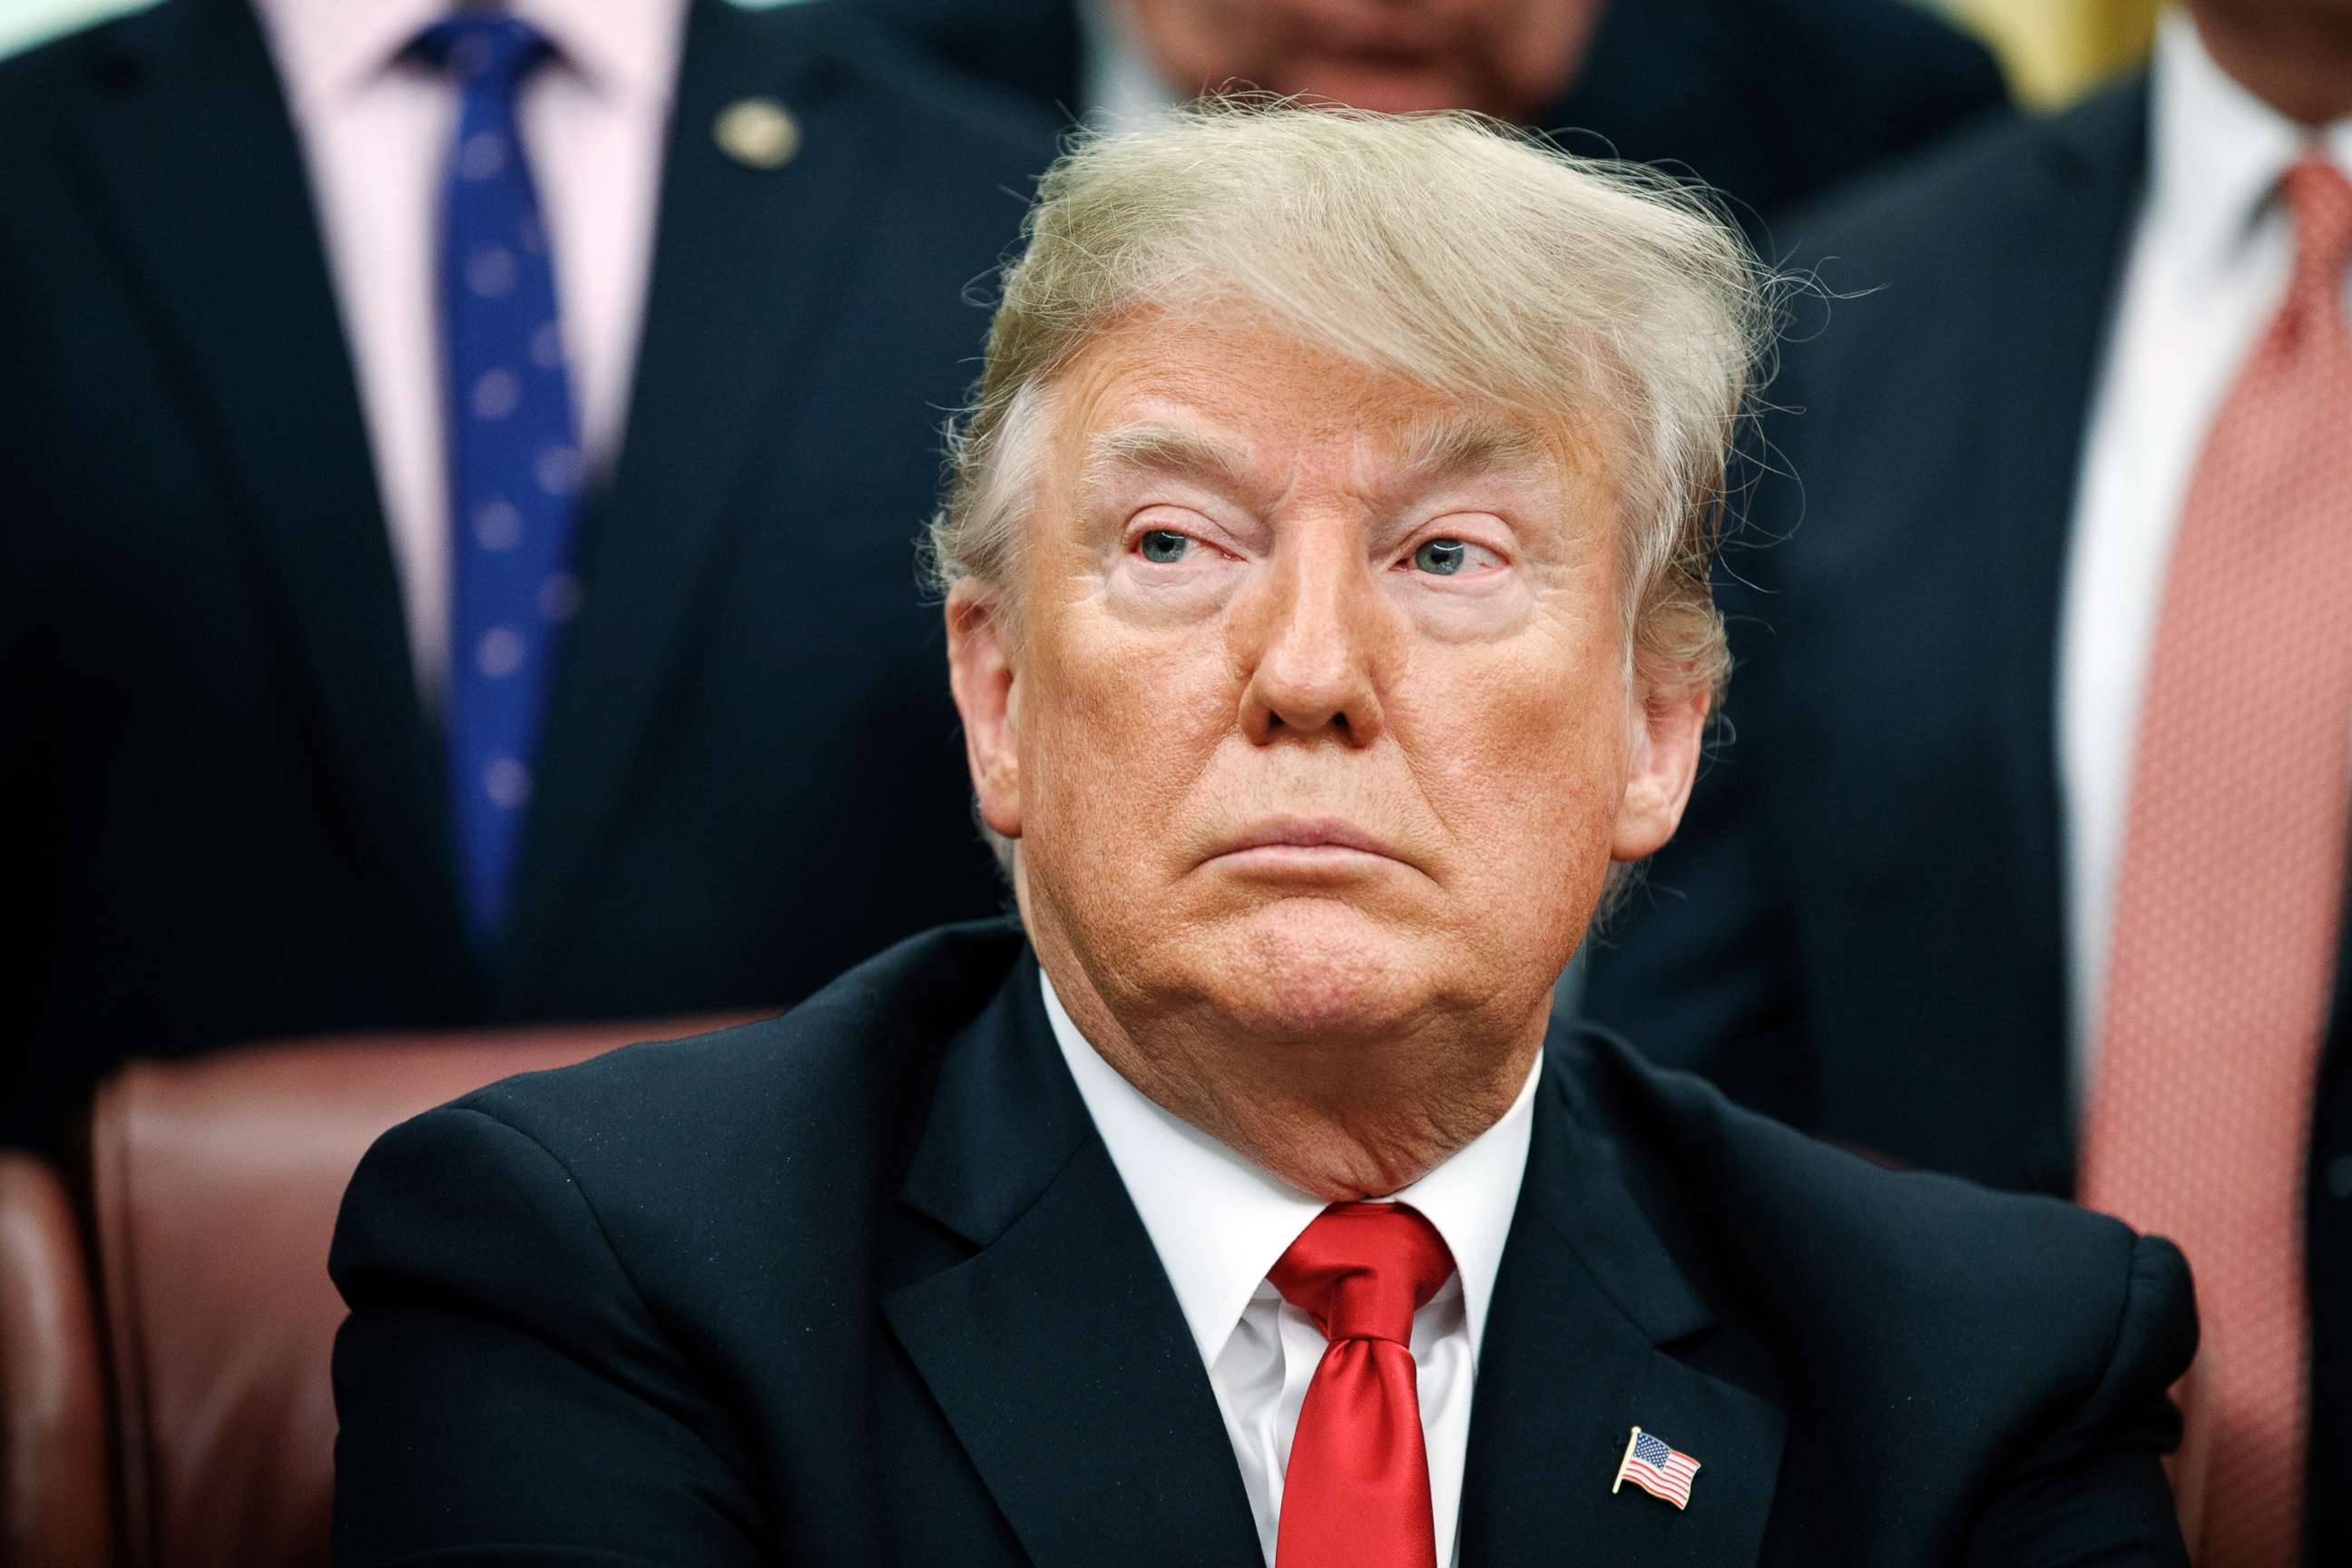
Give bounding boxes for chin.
[1200,897,1440,1040]
[1292,66,1469,120]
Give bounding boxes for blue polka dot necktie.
[415,14,582,946]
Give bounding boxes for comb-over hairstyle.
[927,99,1775,697]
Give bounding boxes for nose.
[1234,528,1389,748]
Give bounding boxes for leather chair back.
[83,1016,750,1568]
[0,1152,112,1568]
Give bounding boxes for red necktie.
[1268,1203,1457,1568]
[2080,155,2352,1566]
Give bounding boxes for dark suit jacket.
[0,0,1059,1148]
[857,0,2009,231]
[1582,82,2351,1561]
[331,918,2195,1565]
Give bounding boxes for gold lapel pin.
[714,96,799,171]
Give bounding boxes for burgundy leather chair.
[1,1014,750,1568]
[0,1151,112,1568]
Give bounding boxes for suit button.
[2327,1154,2352,1200]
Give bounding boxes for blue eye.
[1139,529,1192,564]
[1412,538,1469,575]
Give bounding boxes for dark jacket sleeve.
[330,1105,769,1567]
[1962,1234,2198,1567]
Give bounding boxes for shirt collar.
[2148,10,2352,288]
[253,0,688,109]
[1041,966,1540,1373]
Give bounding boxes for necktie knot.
[2280,154,2352,317]
[413,13,553,93]
[1269,1202,1455,1347]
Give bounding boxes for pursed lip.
[1205,816,1408,867]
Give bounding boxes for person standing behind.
[0,0,1057,1149]
[1583,4,2352,1562]
[858,0,2010,231]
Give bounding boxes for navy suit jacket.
[1583,83,2352,1561]
[0,0,1059,1147]
[332,920,2194,1565]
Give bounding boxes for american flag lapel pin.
[1612,1425,1701,1510]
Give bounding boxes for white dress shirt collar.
[1039,965,1540,1374]
[253,0,687,110]
[2150,12,2352,291]
[1074,0,1180,126]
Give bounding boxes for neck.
[2192,4,2352,127]
[1034,939,1546,1203]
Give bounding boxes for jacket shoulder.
[331,917,1028,1372]
[1772,79,2145,279]
[0,0,167,160]
[1765,0,1999,69]
[448,917,1028,1179]
[1755,0,2008,132]
[1576,1028,2195,1421]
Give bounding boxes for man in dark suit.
[332,104,2194,1565]
[1583,4,2352,1560]
[0,0,1058,1149]
[859,0,2009,230]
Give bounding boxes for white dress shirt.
[1073,0,1173,125]
[251,0,687,705]
[2058,12,2352,1097]
[1040,969,1540,1568]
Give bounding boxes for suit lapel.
[884,959,1262,1567]
[72,0,475,1008]
[499,0,894,999]
[1960,83,2148,1182]
[1459,1044,1784,1567]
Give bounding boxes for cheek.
[1389,574,1534,642]
[1399,626,1631,853]
[1446,679,1628,946]
[1103,556,1247,627]
[1019,616,1234,856]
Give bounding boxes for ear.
[1609,671,1710,863]
[946,583,1023,842]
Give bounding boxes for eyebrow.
[1079,422,1260,505]
[1075,410,1553,511]
[1392,411,1551,483]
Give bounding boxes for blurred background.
[0,0,2169,103]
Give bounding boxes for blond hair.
[926,99,1774,699]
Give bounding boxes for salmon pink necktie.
[2081,156,2352,1567]
[1268,1203,1456,1568]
